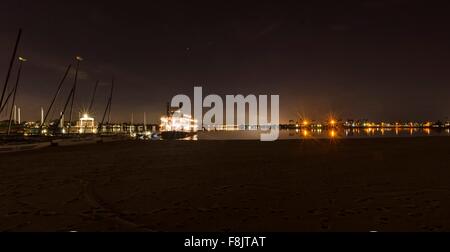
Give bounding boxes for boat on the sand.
[0,141,51,153]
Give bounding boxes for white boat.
[160,105,198,140]
[151,132,161,140]
[0,142,51,153]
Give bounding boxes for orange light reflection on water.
[330,129,336,138]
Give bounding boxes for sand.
[1,137,450,231]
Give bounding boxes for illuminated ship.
[159,103,198,139]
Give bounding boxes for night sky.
[1,0,449,123]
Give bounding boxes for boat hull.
[160,131,196,140]
[0,142,51,153]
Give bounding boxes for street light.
[330,119,336,127]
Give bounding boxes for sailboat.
[0,29,53,152]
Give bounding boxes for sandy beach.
[1,137,450,231]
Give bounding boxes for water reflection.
[190,128,450,140]
[290,128,445,139]
[329,129,336,138]
[302,129,309,137]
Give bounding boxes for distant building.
[76,113,96,133]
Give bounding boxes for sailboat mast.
[41,64,71,128]
[0,88,14,114]
[7,57,25,135]
[99,78,114,132]
[107,79,113,124]
[57,83,76,132]
[68,56,82,130]
[0,29,21,111]
[88,80,99,113]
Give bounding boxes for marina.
[1,0,450,238]
[1,29,449,149]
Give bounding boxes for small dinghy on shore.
[0,141,51,153]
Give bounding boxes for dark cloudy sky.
[0,0,449,123]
